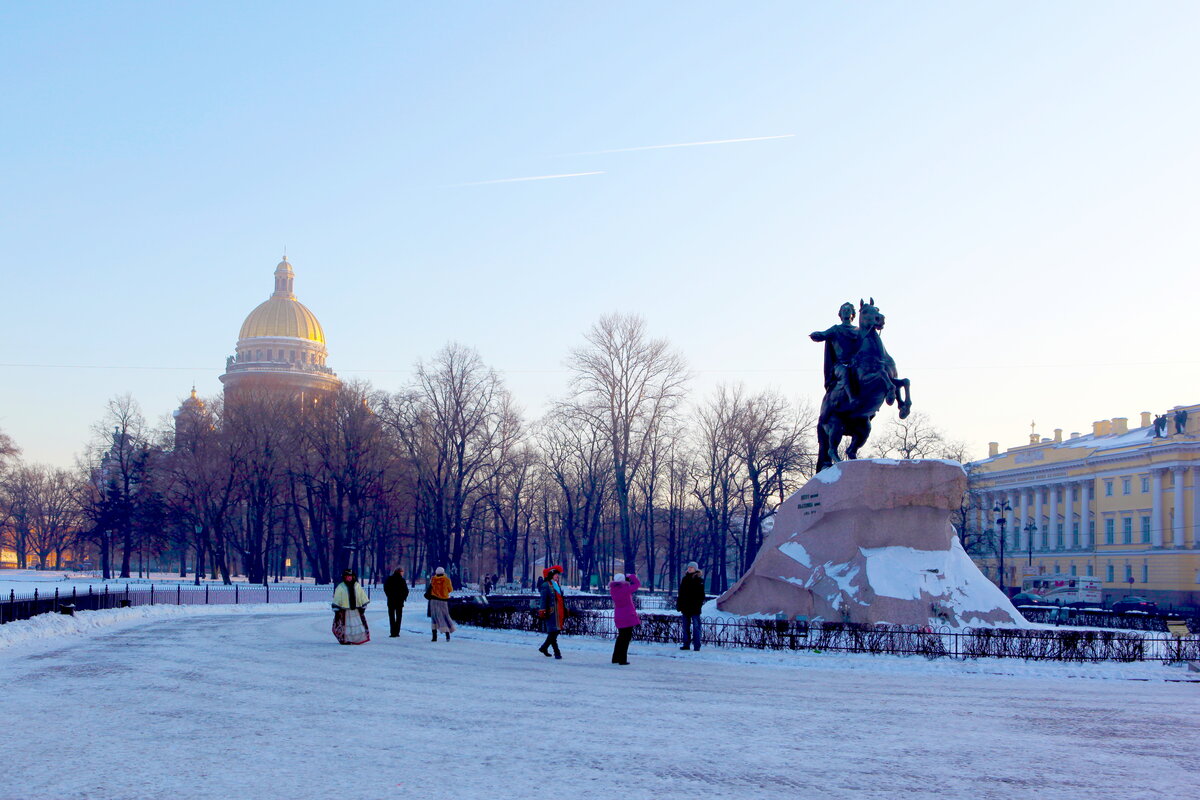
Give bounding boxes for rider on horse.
[812,299,912,472]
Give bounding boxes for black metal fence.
[1016,605,1200,633]
[0,583,372,625]
[448,603,1200,664]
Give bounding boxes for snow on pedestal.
[717,458,1027,628]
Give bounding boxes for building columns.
[1080,480,1093,550]
[1152,469,1164,548]
[1064,483,1076,550]
[1193,467,1200,549]
[1172,467,1186,548]
[1048,484,1059,550]
[1017,488,1029,553]
[1034,488,1044,550]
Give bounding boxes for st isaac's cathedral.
[173,255,339,436]
[219,255,340,402]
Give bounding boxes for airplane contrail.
[560,134,795,156]
[450,170,605,187]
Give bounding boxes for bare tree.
[734,390,816,573]
[81,395,153,579]
[0,428,18,471]
[869,411,962,461]
[10,465,85,568]
[690,385,744,594]
[538,404,613,590]
[380,343,520,578]
[567,314,688,573]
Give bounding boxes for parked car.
[1011,592,1050,607]
[1111,596,1158,615]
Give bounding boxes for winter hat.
[434,567,446,575]
[612,573,627,583]
[687,561,699,570]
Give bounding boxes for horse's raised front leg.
[895,378,912,419]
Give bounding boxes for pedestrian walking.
[537,565,566,659]
[425,567,456,641]
[331,569,370,645]
[676,561,706,651]
[609,572,641,665]
[384,567,409,637]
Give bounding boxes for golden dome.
[238,297,326,343]
[237,256,327,344]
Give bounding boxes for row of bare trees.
[1,314,978,590]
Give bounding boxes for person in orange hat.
[537,566,566,659]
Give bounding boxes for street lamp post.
[992,499,1012,594]
[1023,522,1037,567]
[193,524,203,586]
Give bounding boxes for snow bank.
[0,602,323,651]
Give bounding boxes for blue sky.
[3,2,1199,466]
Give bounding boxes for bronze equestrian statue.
[810,298,912,473]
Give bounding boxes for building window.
[1070,564,1077,576]
[1086,564,1094,577]
[1122,478,1131,495]
[1104,480,1113,497]
[1056,488,1063,502]
[1089,521,1095,537]
[1106,564,1114,582]
[1125,564,1133,582]
[1105,518,1115,544]
[256,350,263,360]
[1141,476,1149,493]
[1056,526,1064,549]
[1141,516,1151,544]
[1072,523,1080,548]
[1142,563,1148,583]
[1122,517,1133,545]
[1053,562,1060,574]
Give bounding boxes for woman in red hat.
[537,565,566,659]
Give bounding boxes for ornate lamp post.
[1023,522,1037,567]
[992,499,1012,593]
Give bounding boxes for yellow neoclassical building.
[968,403,1200,609]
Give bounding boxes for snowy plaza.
[2,601,1197,800]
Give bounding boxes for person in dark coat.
[537,566,566,659]
[383,567,409,637]
[676,561,706,651]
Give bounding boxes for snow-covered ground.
[0,569,338,596]
[2,601,1197,800]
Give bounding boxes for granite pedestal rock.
[717,459,1025,628]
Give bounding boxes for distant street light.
[992,499,1012,594]
[193,524,203,586]
[1023,522,1038,567]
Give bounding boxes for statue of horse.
[815,299,912,473]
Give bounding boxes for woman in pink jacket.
[609,572,641,665]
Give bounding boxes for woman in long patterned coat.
[331,569,370,645]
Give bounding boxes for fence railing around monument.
[448,603,1200,664]
[0,583,372,625]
